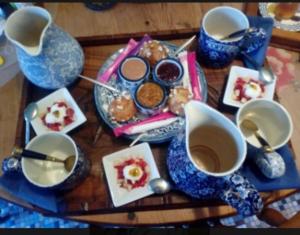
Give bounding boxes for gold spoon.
[240,119,273,153]
[12,147,75,172]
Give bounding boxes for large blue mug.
[167,101,263,216]
[198,6,250,68]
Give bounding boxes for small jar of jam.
[118,56,150,93]
[134,81,167,116]
[152,58,184,88]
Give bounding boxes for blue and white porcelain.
[254,150,286,179]
[117,55,150,94]
[21,132,90,191]
[166,101,263,216]
[4,6,84,89]
[152,57,184,88]
[94,42,208,143]
[133,81,167,116]
[198,6,250,68]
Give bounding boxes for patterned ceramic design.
[16,24,84,89]
[259,3,300,32]
[94,42,207,143]
[167,133,263,216]
[198,27,267,68]
[254,150,286,179]
[117,56,150,94]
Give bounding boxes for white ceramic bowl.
[22,132,78,188]
[236,99,293,150]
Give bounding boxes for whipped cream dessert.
[42,101,75,131]
[233,77,265,103]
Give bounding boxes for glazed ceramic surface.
[198,6,266,67]
[166,101,263,216]
[167,131,263,216]
[22,132,90,190]
[94,42,207,143]
[4,7,84,89]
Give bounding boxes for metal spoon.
[240,119,273,153]
[241,52,276,85]
[13,147,75,172]
[148,178,171,194]
[219,27,256,41]
[171,35,196,57]
[24,102,38,145]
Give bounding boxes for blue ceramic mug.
[198,6,250,68]
[21,132,90,191]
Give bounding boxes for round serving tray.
[94,41,207,144]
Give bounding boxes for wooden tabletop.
[1,3,300,225]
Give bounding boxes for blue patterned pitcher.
[4,6,84,89]
[167,101,263,216]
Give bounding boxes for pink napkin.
[188,52,202,101]
[113,112,176,137]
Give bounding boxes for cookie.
[109,96,137,122]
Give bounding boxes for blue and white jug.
[4,6,84,89]
[167,100,263,216]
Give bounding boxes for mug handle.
[219,171,263,216]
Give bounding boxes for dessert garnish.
[136,82,164,108]
[41,101,75,131]
[233,77,265,103]
[114,157,150,191]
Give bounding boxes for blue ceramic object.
[152,57,184,88]
[133,81,167,116]
[5,7,84,89]
[254,150,286,179]
[167,133,263,216]
[117,55,150,94]
[94,41,208,143]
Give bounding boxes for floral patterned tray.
[93,42,207,143]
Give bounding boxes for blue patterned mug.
[166,101,263,216]
[198,6,250,68]
[21,132,90,191]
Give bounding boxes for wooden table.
[1,3,300,226]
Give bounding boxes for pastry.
[109,96,137,122]
[138,40,169,67]
[168,87,193,116]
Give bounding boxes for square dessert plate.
[102,143,160,207]
[223,65,276,108]
[31,87,87,135]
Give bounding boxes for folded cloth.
[0,173,63,212]
[241,16,274,69]
[240,144,300,191]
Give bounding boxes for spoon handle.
[13,147,64,163]
[254,132,273,153]
[25,120,30,145]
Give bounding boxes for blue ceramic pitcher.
[4,6,84,89]
[167,101,263,216]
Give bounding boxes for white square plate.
[223,66,276,108]
[102,143,160,207]
[31,88,87,135]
